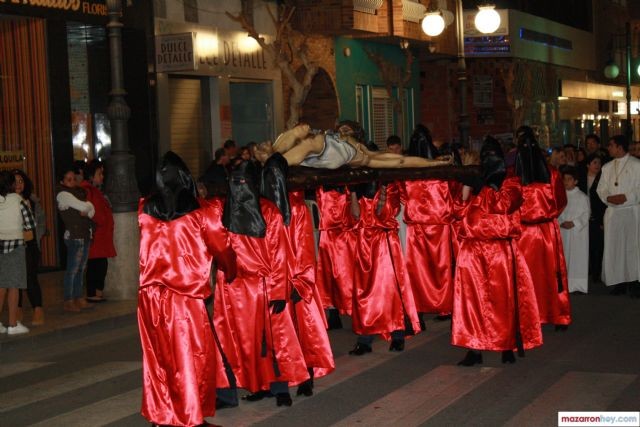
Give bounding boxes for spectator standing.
[386,135,403,154]
[57,168,95,312]
[596,135,640,296]
[201,148,230,188]
[81,161,115,303]
[549,146,568,170]
[13,169,46,325]
[578,153,607,282]
[0,171,35,335]
[558,167,590,294]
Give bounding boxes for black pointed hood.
[515,126,550,184]
[480,136,506,191]
[260,152,290,226]
[143,151,199,221]
[223,160,266,237]
[407,125,438,159]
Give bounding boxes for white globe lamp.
[604,61,620,79]
[422,12,445,37]
[475,5,500,34]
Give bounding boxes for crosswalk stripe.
[0,362,54,379]
[0,361,141,413]
[505,371,638,427]
[29,388,142,427]
[332,365,500,427]
[209,323,451,427]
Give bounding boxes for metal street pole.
[105,0,139,212]
[625,21,633,143]
[103,0,141,301]
[456,0,469,148]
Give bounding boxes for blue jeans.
[63,238,90,301]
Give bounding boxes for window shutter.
[371,87,393,150]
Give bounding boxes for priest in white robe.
[559,168,590,294]
[596,135,640,293]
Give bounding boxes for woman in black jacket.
[578,153,607,282]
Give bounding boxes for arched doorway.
[298,67,339,130]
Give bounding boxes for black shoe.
[276,392,293,407]
[389,339,405,352]
[242,390,272,402]
[327,309,343,330]
[296,379,313,397]
[348,343,372,356]
[554,324,569,332]
[457,350,482,366]
[434,314,452,321]
[419,318,426,331]
[501,350,516,364]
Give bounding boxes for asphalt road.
[1,281,638,427]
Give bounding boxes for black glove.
[269,299,286,314]
[290,288,303,304]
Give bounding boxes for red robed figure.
[352,183,421,337]
[138,198,236,427]
[452,177,543,351]
[214,199,309,392]
[315,186,357,314]
[285,191,335,378]
[401,179,456,314]
[516,167,571,325]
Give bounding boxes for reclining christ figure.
[252,121,451,169]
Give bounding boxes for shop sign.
[155,33,197,72]
[0,151,25,172]
[197,32,268,72]
[0,0,107,16]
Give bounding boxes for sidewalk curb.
[0,312,137,353]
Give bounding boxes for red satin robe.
[401,180,455,314]
[137,198,236,427]
[352,183,421,338]
[214,199,309,392]
[516,168,571,325]
[285,191,335,378]
[452,177,543,351]
[315,187,357,314]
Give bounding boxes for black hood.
[143,151,199,221]
[260,153,290,226]
[407,125,438,159]
[514,126,550,184]
[438,143,463,166]
[223,160,266,237]
[480,136,506,191]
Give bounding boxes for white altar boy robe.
[596,154,640,286]
[559,187,590,293]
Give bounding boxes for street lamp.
[421,2,501,148]
[604,22,634,143]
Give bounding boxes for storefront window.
[66,22,111,161]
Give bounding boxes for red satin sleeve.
[263,200,288,302]
[286,191,316,303]
[200,198,236,280]
[551,168,567,215]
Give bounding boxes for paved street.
[0,281,638,427]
